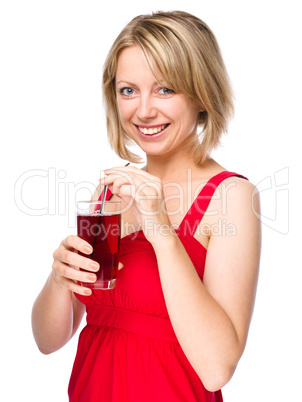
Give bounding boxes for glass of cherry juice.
[77,200,121,290]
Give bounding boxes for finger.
[100,173,144,202]
[108,176,134,195]
[102,171,147,191]
[100,170,136,187]
[118,262,124,270]
[54,273,93,296]
[117,182,161,201]
[53,260,97,283]
[100,169,162,197]
[104,166,160,182]
[62,235,93,255]
[103,171,162,198]
[118,184,137,198]
[59,249,100,272]
[111,182,130,198]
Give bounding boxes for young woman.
[32,11,261,401]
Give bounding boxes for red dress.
[69,171,247,401]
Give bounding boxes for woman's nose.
[136,94,157,121]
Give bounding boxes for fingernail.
[84,245,93,254]
[87,274,96,282]
[84,288,92,295]
[90,262,99,271]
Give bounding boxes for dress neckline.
[100,170,248,244]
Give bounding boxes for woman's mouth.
[136,124,169,136]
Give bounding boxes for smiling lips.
[137,124,169,135]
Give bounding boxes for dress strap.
[97,188,113,202]
[178,171,248,236]
[98,172,248,236]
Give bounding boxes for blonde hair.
[102,10,234,164]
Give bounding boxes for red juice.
[77,213,121,289]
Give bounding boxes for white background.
[1,0,301,400]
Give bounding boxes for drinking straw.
[99,183,108,215]
[91,163,130,258]
[99,162,130,214]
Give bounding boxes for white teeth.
[138,124,167,135]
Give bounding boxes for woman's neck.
[144,154,224,184]
[144,152,192,182]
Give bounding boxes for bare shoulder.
[223,175,258,194]
[205,175,260,219]
[220,175,261,218]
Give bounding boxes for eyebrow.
[116,80,136,86]
[116,80,161,87]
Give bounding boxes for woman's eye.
[158,87,175,95]
[119,87,134,96]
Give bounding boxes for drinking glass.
[77,200,121,290]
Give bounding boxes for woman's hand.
[100,166,172,244]
[52,235,99,296]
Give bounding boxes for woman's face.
[115,46,201,158]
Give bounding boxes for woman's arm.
[32,185,103,354]
[101,167,260,391]
[31,235,100,354]
[32,269,86,354]
[152,178,261,391]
